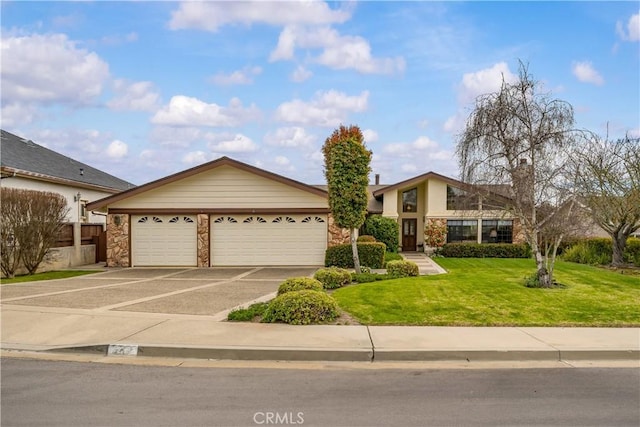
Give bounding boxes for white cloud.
[383,136,444,158]
[210,66,262,86]
[149,126,204,147]
[207,133,258,153]
[616,12,640,41]
[270,25,405,75]
[106,139,128,159]
[264,127,315,148]
[182,150,209,165]
[572,61,604,86]
[0,102,38,127]
[628,127,640,138]
[362,129,379,143]
[275,90,369,127]
[108,79,160,111]
[169,1,351,32]
[0,33,109,105]
[151,96,260,127]
[401,163,418,173]
[275,155,291,166]
[291,65,313,82]
[443,113,466,134]
[457,62,517,105]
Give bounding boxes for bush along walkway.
[400,252,447,275]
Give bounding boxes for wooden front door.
[402,219,417,252]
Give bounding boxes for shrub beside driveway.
[332,258,640,327]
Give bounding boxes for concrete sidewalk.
[2,304,638,363]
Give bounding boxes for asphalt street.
[1,358,639,427]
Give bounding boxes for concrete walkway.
[1,304,638,362]
[400,252,448,275]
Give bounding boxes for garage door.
[131,215,197,266]
[211,214,327,266]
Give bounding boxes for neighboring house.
[88,156,523,268]
[1,129,134,223]
[1,129,134,270]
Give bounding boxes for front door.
[402,219,417,252]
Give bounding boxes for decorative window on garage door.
[137,216,163,223]
[302,216,325,223]
[272,216,295,223]
[213,216,239,223]
[169,216,195,223]
[243,216,267,223]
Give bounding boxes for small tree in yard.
[572,135,640,266]
[457,63,576,288]
[323,125,372,274]
[0,188,69,277]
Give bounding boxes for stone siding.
[197,214,210,267]
[327,213,351,247]
[106,214,130,267]
[512,218,527,244]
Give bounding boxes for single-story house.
[88,156,524,268]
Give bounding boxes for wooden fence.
[54,223,104,247]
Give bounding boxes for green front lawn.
[332,258,640,326]
[0,270,99,284]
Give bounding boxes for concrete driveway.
[0,267,319,319]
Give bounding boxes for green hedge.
[562,237,640,266]
[262,290,339,325]
[386,260,420,277]
[362,215,399,252]
[277,277,323,296]
[439,243,531,258]
[314,267,352,289]
[325,242,386,268]
[357,235,376,243]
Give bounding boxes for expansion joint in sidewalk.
[366,326,375,363]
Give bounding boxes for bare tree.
[1,188,30,278]
[457,63,576,288]
[572,134,640,266]
[0,188,69,276]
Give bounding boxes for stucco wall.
[2,176,113,223]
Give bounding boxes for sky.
[1,1,639,187]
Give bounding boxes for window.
[402,188,418,212]
[446,186,478,210]
[481,220,513,243]
[80,200,88,222]
[446,220,478,243]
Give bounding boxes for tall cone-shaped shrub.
[323,125,372,274]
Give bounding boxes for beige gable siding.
[110,165,327,209]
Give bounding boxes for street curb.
[34,345,640,363]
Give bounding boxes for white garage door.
[131,215,197,266]
[211,214,327,266]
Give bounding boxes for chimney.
[375,174,380,185]
[519,158,527,165]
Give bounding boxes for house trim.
[107,208,331,215]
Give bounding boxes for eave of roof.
[86,156,328,211]
[0,167,124,194]
[372,171,469,197]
